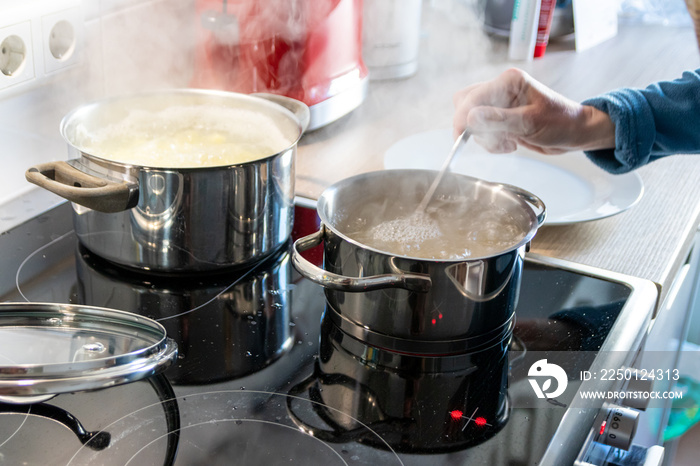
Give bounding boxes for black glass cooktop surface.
[0,203,644,465]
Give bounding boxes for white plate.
[383,128,644,226]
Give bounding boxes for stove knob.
[622,370,655,410]
[598,405,639,451]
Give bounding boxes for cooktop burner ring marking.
[0,407,30,449]
[120,419,355,466]
[15,228,258,322]
[63,389,405,466]
[154,256,264,322]
[15,230,74,302]
[15,230,293,325]
[285,390,405,463]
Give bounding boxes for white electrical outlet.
[0,0,84,99]
[0,21,35,92]
[40,5,84,74]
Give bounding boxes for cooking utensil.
[384,128,645,225]
[0,302,177,404]
[292,169,545,344]
[416,129,470,212]
[25,89,309,273]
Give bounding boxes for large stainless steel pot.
[25,89,309,273]
[292,169,545,346]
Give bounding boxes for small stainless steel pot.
[26,89,309,273]
[292,169,545,344]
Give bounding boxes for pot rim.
[0,301,177,402]
[60,88,305,171]
[317,169,544,262]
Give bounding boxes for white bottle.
[362,0,423,80]
[508,0,541,61]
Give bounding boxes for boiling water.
[345,198,527,260]
[74,105,292,168]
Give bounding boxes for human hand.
[453,68,615,155]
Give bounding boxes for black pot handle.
[0,401,111,451]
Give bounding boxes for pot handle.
[25,161,139,213]
[252,93,311,134]
[503,183,547,226]
[292,226,432,293]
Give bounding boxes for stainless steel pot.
[74,243,294,385]
[292,169,545,345]
[25,89,309,273]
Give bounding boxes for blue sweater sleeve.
[581,69,700,174]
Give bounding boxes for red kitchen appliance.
[193,0,369,131]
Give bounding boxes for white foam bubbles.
[76,105,293,168]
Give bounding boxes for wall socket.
[0,20,35,91]
[0,0,84,97]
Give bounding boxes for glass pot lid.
[0,302,177,404]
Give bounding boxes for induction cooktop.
[0,201,656,465]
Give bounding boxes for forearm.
[576,105,616,152]
[582,69,700,174]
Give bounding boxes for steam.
[330,171,530,260]
[54,1,338,99]
[193,0,344,104]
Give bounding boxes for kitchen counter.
[294,4,700,311]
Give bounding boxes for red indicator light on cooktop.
[474,417,487,427]
[450,410,463,421]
